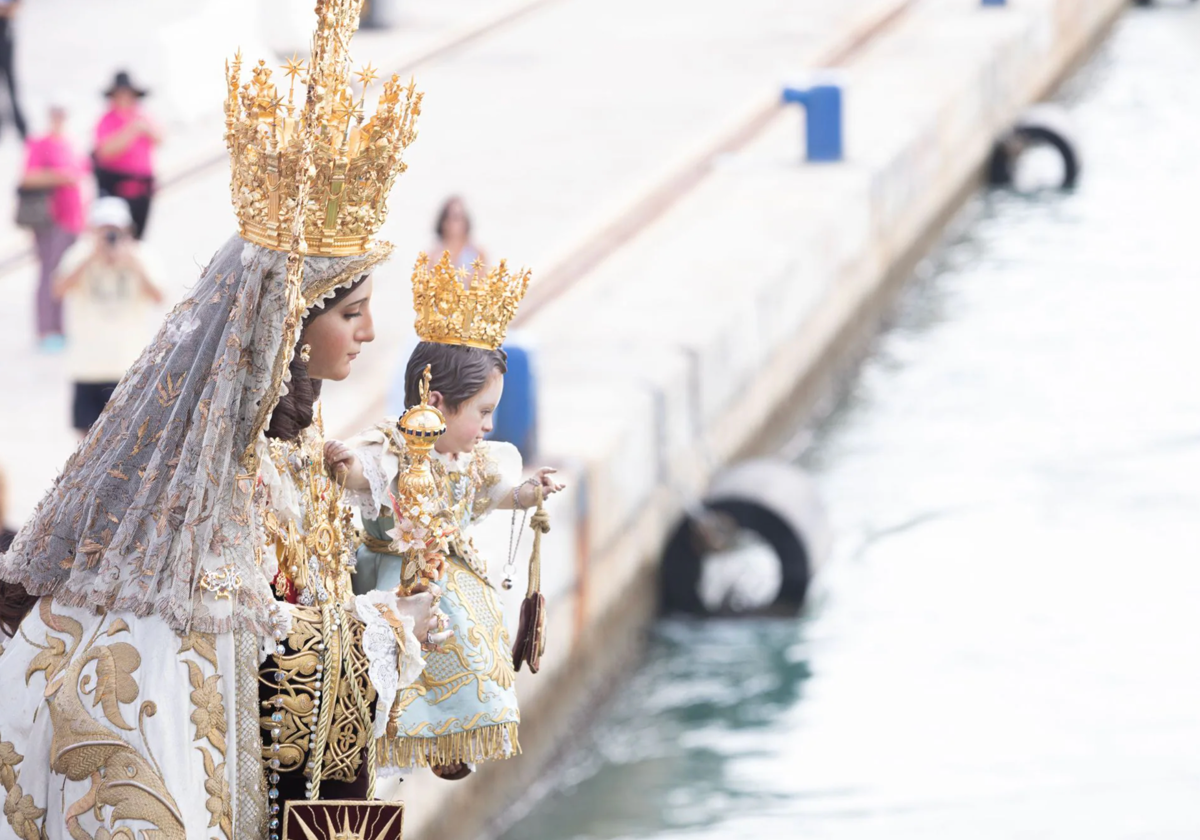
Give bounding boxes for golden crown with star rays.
[224,0,421,256]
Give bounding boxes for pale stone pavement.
[0,0,888,521]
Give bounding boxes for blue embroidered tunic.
[349,424,521,768]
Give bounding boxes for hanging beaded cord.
[502,478,540,590]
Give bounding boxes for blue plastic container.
[489,338,538,460]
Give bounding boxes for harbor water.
[496,7,1200,840]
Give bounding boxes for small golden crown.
[224,0,421,257]
[412,251,531,350]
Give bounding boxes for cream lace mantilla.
[0,234,392,635]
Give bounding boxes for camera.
[103,229,121,247]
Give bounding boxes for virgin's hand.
[324,440,368,490]
[423,624,454,652]
[324,440,351,474]
[387,586,453,651]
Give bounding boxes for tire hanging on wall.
[988,105,1080,191]
[659,460,830,617]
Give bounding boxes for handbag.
[14,186,53,228]
[93,157,155,199]
[512,487,549,674]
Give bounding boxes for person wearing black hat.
[92,70,160,239]
[0,0,28,139]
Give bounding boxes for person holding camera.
[53,197,163,434]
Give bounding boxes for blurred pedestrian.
[386,197,491,414]
[92,71,159,239]
[53,197,163,435]
[0,1,27,140]
[19,102,87,352]
[430,195,488,277]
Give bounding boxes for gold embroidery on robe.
[0,734,46,840]
[24,599,187,839]
[258,606,375,784]
[259,605,323,774]
[181,631,232,839]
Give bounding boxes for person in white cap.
[53,196,164,434]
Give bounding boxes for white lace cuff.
[362,448,394,515]
[344,435,397,516]
[352,591,425,739]
[343,486,378,513]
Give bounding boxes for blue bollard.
[489,337,538,461]
[781,84,843,162]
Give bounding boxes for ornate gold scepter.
[389,364,453,594]
[382,364,455,741]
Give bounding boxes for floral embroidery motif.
[24,600,187,839]
[190,668,229,752]
[180,631,232,839]
[0,736,45,840]
[200,749,232,837]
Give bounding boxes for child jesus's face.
[434,369,504,456]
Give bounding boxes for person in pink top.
[92,70,160,239]
[21,102,87,351]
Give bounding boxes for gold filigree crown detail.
[412,251,532,350]
[224,0,421,256]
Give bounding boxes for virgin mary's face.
[303,275,376,381]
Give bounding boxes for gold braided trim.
[377,721,520,769]
[322,611,375,784]
[363,536,496,588]
[240,223,374,258]
[362,534,400,555]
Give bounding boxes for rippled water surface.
[498,9,1200,839]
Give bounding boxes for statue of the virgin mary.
[0,2,434,837]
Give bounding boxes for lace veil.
[0,233,392,635]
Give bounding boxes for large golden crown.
[224,0,421,257]
[412,251,531,350]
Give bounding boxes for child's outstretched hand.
[516,467,564,508]
[534,467,565,497]
[324,440,368,492]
